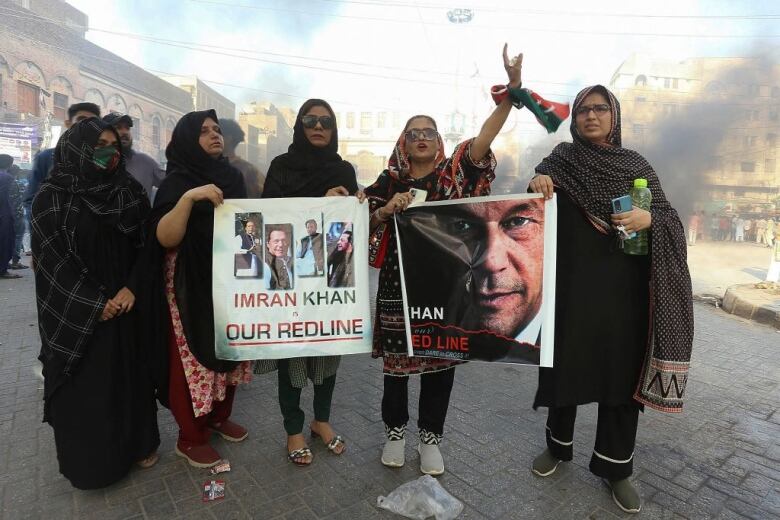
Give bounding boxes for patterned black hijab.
[32,117,148,388]
[535,85,694,413]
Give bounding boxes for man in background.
[8,165,28,270]
[0,155,20,279]
[103,113,163,202]
[219,118,265,198]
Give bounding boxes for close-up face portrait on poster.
[394,194,557,366]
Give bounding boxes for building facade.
[610,53,780,213]
[237,101,293,175]
[159,75,236,120]
[0,0,193,165]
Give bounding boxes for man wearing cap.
[219,118,265,198]
[103,113,164,202]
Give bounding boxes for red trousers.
[168,324,236,446]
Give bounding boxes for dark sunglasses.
[404,128,438,142]
[301,115,335,129]
[574,103,610,117]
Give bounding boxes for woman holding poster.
[528,85,693,513]
[144,110,252,469]
[256,99,358,466]
[364,45,523,476]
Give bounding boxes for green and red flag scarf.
[491,85,570,133]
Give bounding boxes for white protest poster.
[394,193,557,367]
[212,197,373,360]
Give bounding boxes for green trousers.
[277,359,337,435]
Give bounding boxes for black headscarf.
[140,110,246,406]
[32,117,148,395]
[535,85,693,413]
[262,99,358,198]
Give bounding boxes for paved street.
[1,270,779,520]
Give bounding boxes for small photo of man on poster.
[263,224,294,290]
[296,217,325,277]
[396,195,554,365]
[234,213,262,278]
[327,222,355,288]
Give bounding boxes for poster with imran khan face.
[213,197,372,360]
[395,193,556,366]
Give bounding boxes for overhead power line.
[186,0,780,38]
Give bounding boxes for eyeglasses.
[404,128,438,142]
[575,104,610,117]
[301,115,335,129]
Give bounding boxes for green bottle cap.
[634,178,648,188]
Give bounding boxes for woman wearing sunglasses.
[258,99,358,466]
[528,85,692,514]
[363,45,523,476]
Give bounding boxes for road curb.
[722,284,780,329]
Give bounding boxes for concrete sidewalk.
[1,270,780,519]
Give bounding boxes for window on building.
[765,159,776,173]
[17,81,39,116]
[635,75,647,87]
[635,96,646,103]
[165,120,175,147]
[663,77,671,88]
[152,117,161,149]
[346,112,354,129]
[744,136,758,147]
[360,112,371,134]
[772,86,780,98]
[672,78,679,89]
[53,92,68,122]
[741,161,755,172]
[377,112,386,128]
[131,117,140,142]
[767,133,777,146]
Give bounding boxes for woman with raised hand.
[33,117,159,489]
[145,110,252,468]
[364,45,523,476]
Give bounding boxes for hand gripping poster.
[394,193,556,366]
[212,197,373,360]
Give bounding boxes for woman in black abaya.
[32,117,159,490]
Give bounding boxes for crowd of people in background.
[687,210,778,247]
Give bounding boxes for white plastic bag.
[377,475,463,520]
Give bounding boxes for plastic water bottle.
[624,179,651,256]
